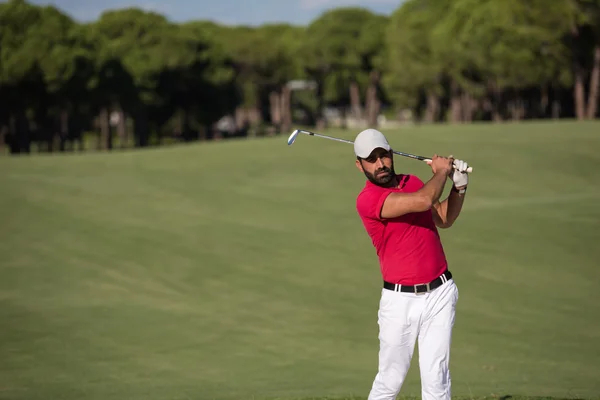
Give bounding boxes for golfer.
[353,129,470,400]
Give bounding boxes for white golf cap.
[354,129,391,158]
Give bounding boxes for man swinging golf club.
[354,129,470,400]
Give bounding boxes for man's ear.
[355,159,364,172]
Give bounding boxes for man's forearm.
[422,171,449,205]
[445,187,466,225]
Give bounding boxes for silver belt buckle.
[414,282,430,295]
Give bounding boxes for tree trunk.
[510,101,518,121]
[574,64,587,120]
[572,25,587,120]
[98,107,112,150]
[365,70,381,127]
[11,110,31,154]
[114,104,127,148]
[552,100,561,119]
[0,125,6,154]
[8,114,17,154]
[183,110,197,142]
[489,82,504,122]
[492,102,502,121]
[281,85,292,133]
[134,109,149,147]
[45,115,55,153]
[235,107,256,138]
[424,92,439,123]
[461,92,474,122]
[174,110,183,138]
[540,86,549,118]
[350,81,363,121]
[450,81,462,123]
[269,90,282,133]
[248,107,262,126]
[316,81,326,130]
[340,107,348,129]
[509,91,521,121]
[59,108,69,152]
[586,45,600,119]
[518,98,526,120]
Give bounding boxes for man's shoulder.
[356,181,384,216]
[355,176,398,210]
[403,173,423,182]
[356,174,424,202]
[356,180,387,199]
[357,175,410,194]
[398,173,424,190]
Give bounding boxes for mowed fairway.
[1,121,599,400]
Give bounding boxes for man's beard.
[364,163,396,187]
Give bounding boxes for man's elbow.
[417,195,434,212]
[438,216,459,229]
[437,220,453,229]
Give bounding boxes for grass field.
[1,120,600,400]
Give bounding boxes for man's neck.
[378,175,400,189]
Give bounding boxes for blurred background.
[1,1,600,400]
[1,0,598,154]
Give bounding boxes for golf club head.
[287,130,300,146]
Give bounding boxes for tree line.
[1,0,599,155]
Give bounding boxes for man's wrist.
[452,185,467,194]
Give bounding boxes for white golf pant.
[368,279,459,400]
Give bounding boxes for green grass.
[1,120,599,400]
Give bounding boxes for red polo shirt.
[356,174,448,285]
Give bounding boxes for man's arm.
[380,155,453,219]
[432,187,466,229]
[432,158,469,228]
[381,171,448,219]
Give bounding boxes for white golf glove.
[452,158,469,188]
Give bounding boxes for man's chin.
[368,174,394,186]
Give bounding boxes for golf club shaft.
[295,129,472,172]
[296,129,355,145]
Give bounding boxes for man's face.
[355,147,396,187]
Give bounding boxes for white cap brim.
[354,129,391,158]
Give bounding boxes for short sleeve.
[356,187,391,221]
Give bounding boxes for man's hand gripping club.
[449,157,470,190]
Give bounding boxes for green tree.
[88,8,233,146]
[385,0,593,123]
[0,0,46,153]
[302,7,387,128]
[89,8,180,147]
[252,23,306,133]
[569,0,600,119]
[199,23,306,136]
[384,0,448,122]
[205,25,263,133]
[164,21,237,141]
[29,5,94,150]
[431,0,576,121]
[357,13,389,126]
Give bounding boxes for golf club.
[287,129,473,173]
